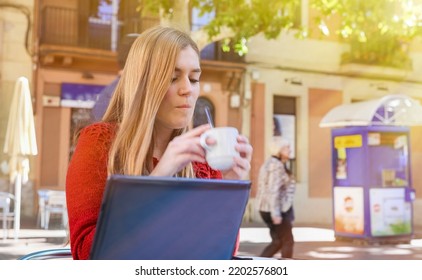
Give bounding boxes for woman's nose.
[178,77,192,95]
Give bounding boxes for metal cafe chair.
[38,189,68,229]
[0,191,15,240]
[18,248,72,260]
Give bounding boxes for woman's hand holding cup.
[200,127,253,180]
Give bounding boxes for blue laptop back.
[90,175,251,260]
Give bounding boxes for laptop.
[90,175,251,260]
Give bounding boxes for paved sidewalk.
[2,219,422,260]
[0,216,69,260]
[239,222,422,260]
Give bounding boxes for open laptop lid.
[90,175,251,260]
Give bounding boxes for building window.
[273,96,297,175]
[86,0,123,22]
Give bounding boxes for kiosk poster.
[334,187,364,234]
[370,188,412,236]
[333,135,362,180]
[336,148,347,179]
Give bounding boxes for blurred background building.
[1,0,422,231]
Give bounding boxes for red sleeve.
[65,123,115,260]
[193,162,222,179]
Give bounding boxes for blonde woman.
[66,26,253,260]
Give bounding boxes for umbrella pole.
[13,173,21,240]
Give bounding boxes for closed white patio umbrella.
[3,76,38,240]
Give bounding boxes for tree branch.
[191,26,235,51]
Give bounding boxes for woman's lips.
[176,104,191,109]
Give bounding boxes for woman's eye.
[171,76,199,83]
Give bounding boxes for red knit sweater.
[66,122,238,260]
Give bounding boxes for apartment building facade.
[2,0,422,230]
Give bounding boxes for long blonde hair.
[103,26,200,177]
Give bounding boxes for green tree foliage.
[138,0,422,68]
[311,0,422,68]
[138,0,302,55]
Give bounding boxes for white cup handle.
[200,132,212,151]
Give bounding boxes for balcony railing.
[40,6,159,51]
[41,6,79,47]
[40,6,244,63]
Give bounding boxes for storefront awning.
[320,94,422,128]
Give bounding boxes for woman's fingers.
[157,128,253,180]
[234,156,251,171]
[170,135,206,158]
[156,127,211,176]
[221,134,252,180]
[237,134,249,144]
[181,124,210,138]
[236,135,253,161]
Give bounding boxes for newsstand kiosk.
[320,95,422,244]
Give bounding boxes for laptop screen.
[90,175,251,260]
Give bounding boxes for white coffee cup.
[199,127,239,170]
